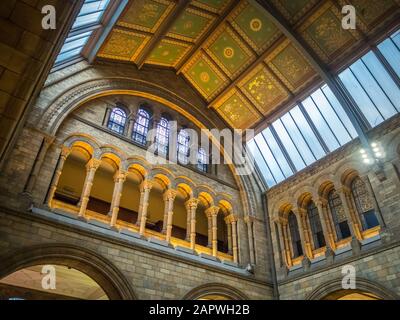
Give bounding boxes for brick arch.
[0,244,137,300]
[182,283,249,300]
[306,277,399,300]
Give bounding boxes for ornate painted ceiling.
[96,0,400,130]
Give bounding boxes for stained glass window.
[351,177,379,230]
[328,189,351,240]
[155,117,170,155]
[107,107,126,134]
[197,148,208,172]
[177,129,190,165]
[132,109,150,146]
[307,201,325,249]
[288,212,303,258]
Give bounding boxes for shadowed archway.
[182,283,249,300]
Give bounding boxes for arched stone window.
[351,177,379,230]
[197,147,208,172]
[328,189,351,240]
[132,108,150,145]
[107,107,126,134]
[155,117,170,155]
[288,212,303,258]
[177,129,190,165]
[307,201,325,249]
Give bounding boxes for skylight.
[54,0,111,66]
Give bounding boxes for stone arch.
[63,134,101,156]
[149,167,175,189]
[306,277,399,300]
[182,283,249,300]
[124,157,151,177]
[173,176,196,196]
[384,130,400,161]
[0,244,137,300]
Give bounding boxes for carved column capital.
[244,215,255,224]
[114,171,127,183]
[225,213,238,224]
[185,197,199,209]
[60,146,72,159]
[140,179,153,192]
[205,205,220,217]
[86,158,101,170]
[163,189,177,201]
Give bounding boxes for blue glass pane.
[350,58,397,119]
[310,89,352,145]
[280,112,315,165]
[59,36,90,54]
[302,96,340,151]
[378,38,400,78]
[80,0,109,16]
[321,85,358,139]
[339,68,384,127]
[248,140,276,187]
[392,29,400,47]
[362,51,400,112]
[55,48,82,64]
[73,11,103,28]
[254,135,285,183]
[65,31,92,43]
[272,119,306,171]
[262,128,293,178]
[289,106,326,159]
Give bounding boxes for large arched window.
[197,147,208,172]
[107,108,126,134]
[328,189,351,240]
[132,109,150,146]
[177,129,190,164]
[155,117,170,155]
[307,201,325,249]
[351,177,379,230]
[288,212,303,258]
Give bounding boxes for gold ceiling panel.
[204,24,256,79]
[192,0,232,14]
[270,0,320,25]
[239,63,290,116]
[266,39,317,92]
[146,39,192,67]
[299,1,361,63]
[214,89,262,129]
[97,29,150,62]
[117,0,175,33]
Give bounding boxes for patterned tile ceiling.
[97,0,400,131]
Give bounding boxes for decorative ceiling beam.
[176,0,241,74]
[207,35,286,108]
[250,0,372,151]
[136,0,190,69]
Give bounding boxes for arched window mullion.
[132,108,150,146]
[107,107,127,135]
[328,189,351,241]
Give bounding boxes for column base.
[302,256,311,271]
[350,236,361,254]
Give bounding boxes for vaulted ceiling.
[96,0,400,131]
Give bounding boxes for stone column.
[162,191,169,234]
[109,171,127,228]
[185,198,199,250]
[138,180,153,236]
[244,215,255,265]
[224,216,233,255]
[164,189,177,243]
[25,135,55,194]
[78,158,101,219]
[185,201,192,241]
[337,186,363,240]
[206,206,220,257]
[315,198,336,250]
[46,146,71,207]
[280,221,292,267]
[293,208,312,259]
[230,214,239,263]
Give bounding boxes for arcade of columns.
[45,145,250,263]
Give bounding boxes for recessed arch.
[182,283,249,300]
[307,277,399,300]
[0,244,137,300]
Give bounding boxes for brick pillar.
[109,171,127,228]
[164,189,177,243]
[78,158,101,218]
[46,146,71,207]
[138,180,153,236]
